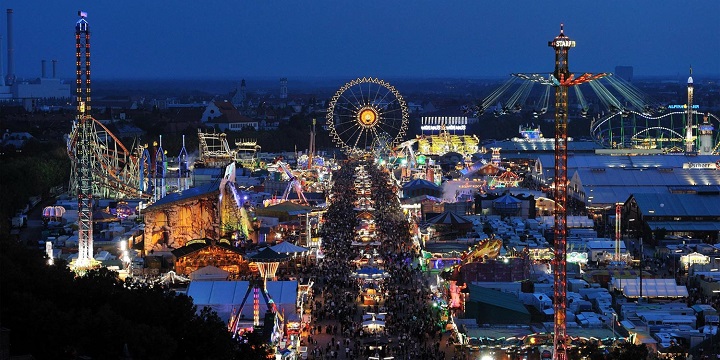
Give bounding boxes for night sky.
[6,1,720,80]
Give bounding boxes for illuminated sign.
[458,183,485,189]
[668,104,699,109]
[567,252,588,264]
[421,116,468,126]
[553,40,576,47]
[186,239,207,246]
[421,125,466,131]
[683,162,720,170]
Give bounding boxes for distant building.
[529,153,720,208]
[614,66,634,82]
[13,78,71,100]
[280,78,288,99]
[231,79,247,108]
[0,59,72,111]
[624,192,720,243]
[92,96,138,112]
[110,122,145,139]
[202,100,259,131]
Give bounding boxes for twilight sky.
[5,1,720,80]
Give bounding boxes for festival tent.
[611,278,688,298]
[426,211,472,226]
[271,242,310,255]
[186,280,298,322]
[249,248,291,285]
[249,247,292,262]
[426,211,474,237]
[493,193,522,216]
[402,179,441,198]
[255,202,313,222]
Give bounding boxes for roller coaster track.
[67,116,148,199]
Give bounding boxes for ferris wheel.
[326,77,409,154]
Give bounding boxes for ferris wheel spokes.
[327,77,409,154]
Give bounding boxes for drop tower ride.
[548,25,606,360]
[74,11,94,269]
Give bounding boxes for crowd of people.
[299,159,453,360]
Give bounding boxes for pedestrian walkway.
[299,160,462,360]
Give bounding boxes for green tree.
[609,342,650,360]
[0,239,240,360]
[236,329,273,359]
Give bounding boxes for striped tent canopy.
[426,211,472,225]
[249,247,291,262]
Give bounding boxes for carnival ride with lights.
[277,161,308,205]
[227,277,284,340]
[218,162,254,240]
[67,11,199,270]
[475,25,608,360]
[417,117,480,157]
[67,14,198,204]
[68,11,173,204]
[470,59,719,154]
[590,83,720,154]
[197,131,235,167]
[462,239,503,264]
[235,138,262,168]
[327,77,409,155]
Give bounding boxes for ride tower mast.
[74,11,94,269]
[686,67,695,152]
[308,118,316,170]
[548,24,606,360]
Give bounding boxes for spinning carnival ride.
[327,77,409,154]
[589,72,720,153]
[474,63,719,154]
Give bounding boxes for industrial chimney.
[0,35,4,86]
[6,9,15,86]
[41,60,47,78]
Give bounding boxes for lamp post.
[639,237,643,302]
[673,249,683,282]
[611,313,618,339]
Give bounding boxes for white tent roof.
[612,278,688,298]
[190,265,229,281]
[270,241,309,254]
[362,319,385,328]
[186,280,298,322]
[94,250,116,261]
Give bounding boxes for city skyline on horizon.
[2,1,719,81]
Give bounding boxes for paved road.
[17,198,56,248]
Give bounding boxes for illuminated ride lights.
[327,77,409,154]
